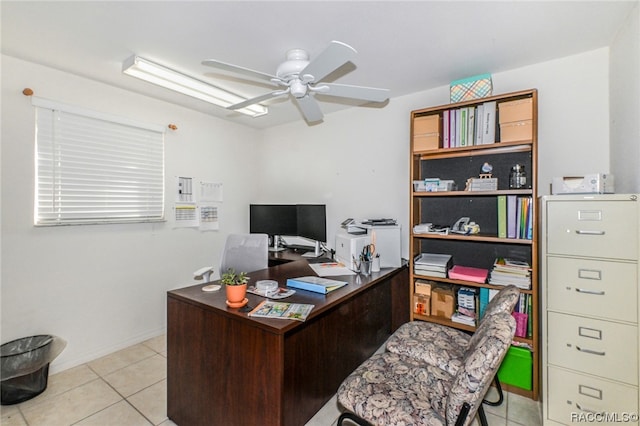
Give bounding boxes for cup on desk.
[360,260,372,276]
[372,256,380,273]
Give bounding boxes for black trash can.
[1,335,61,405]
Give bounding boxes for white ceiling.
[2,1,637,129]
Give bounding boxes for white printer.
[335,224,401,271]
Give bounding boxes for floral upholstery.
[445,312,516,425]
[385,322,470,375]
[385,285,520,375]
[338,352,453,425]
[337,312,516,426]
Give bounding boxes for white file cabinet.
[541,194,640,425]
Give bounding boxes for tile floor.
[1,335,542,426]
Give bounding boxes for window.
[33,98,165,225]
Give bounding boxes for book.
[286,276,348,294]
[497,195,507,238]
[460,107,467,146]
[443,109,450,148]
[451,312,476,326]
[474,104,484,145]
[507,195,517,238]
[482,101,496,144]
[248,300,314,321]
[479,287,490,319]
[450,108,457,148]
[448,265,489,283]
[467,106,475,146]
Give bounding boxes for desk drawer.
[547,366,639,425]
[546,200,637,260]
[546,256,638,323]
[547,312,638,385]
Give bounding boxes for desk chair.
[219,233,269,275]
[384,285,520,406]
[337,312,516,426]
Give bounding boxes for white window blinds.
[34,98,165,225]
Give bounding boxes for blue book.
[286,276,348,294]
[479,288,489,319]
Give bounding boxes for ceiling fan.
[202,41,390,123]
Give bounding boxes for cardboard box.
[431,287,455,319]
[551,173,615,194]
[450,74,493,103]
[498,98,533,124]
[500,120,532,143]
[413,294,430,316]
[413,115,440,151]
[413,134,439,151]
[415,280,433,295]
[497,346,533,390]
[413,114,440,134]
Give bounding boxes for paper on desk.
[309,262,356,277]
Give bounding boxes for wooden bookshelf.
[409,89,539,400]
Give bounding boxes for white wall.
[1,55,261,372]
[610,3,640,193]
[258,48,612,260]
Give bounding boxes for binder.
[507,195,517,238]
[286,276,347,294]
[497,195,507,238]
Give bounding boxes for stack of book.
[413,253,452,278]
[488,257,532,289]
[451,287,477,326]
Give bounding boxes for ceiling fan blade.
[202,59,277,83]
[315,83,390,103]
[228,89,288,110]
[293,95,324,123]
[301,41,357,83]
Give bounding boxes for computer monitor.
[296,204,327,242]
[249,204,297,251]
[249,204,327,255]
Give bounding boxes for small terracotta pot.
[225,284,247,303]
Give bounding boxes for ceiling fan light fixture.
[123,55,267,117]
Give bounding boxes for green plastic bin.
[497,346,532,391]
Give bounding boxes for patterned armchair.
[337,312,516,426]
[384,285,520,405]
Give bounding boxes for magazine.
[248,301,314,321]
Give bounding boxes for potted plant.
[221,268,249,306]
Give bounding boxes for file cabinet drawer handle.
[576,346,605,356]
[576,403,603,414]
[575,230,605,235]
[575,288,605,296]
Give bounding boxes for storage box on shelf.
[499,98,533,143]
[409,89,539,400]
[412,114,440,151]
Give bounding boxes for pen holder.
[372,256,380,272]
[360,260,372,277]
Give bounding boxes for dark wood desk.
[167,256,409,426]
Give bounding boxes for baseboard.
[49,326,166,375]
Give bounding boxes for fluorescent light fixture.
[122,55,267,117]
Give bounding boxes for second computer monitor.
[296,204,327,243]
